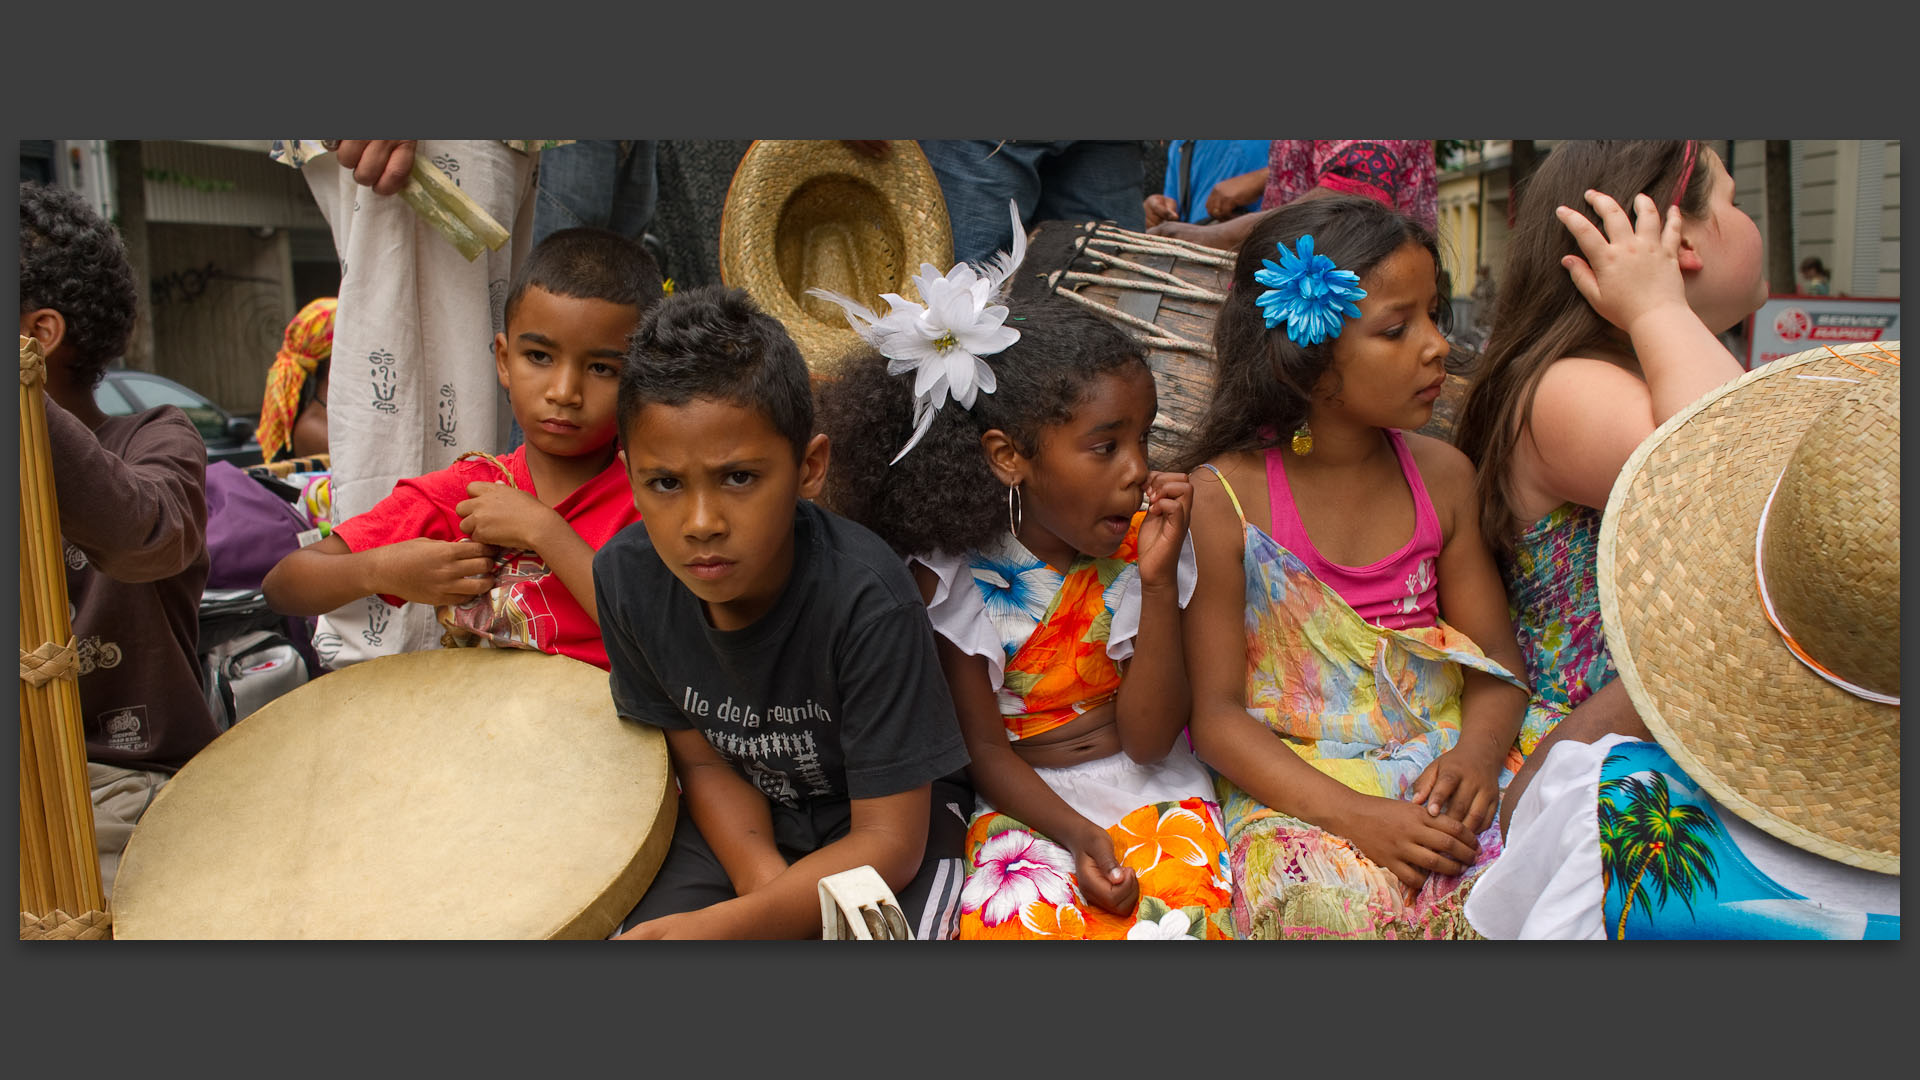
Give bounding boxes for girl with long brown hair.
[1453,140,1767,811]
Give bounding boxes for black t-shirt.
[595,500,969,809]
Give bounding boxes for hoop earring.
[1291,420,1314,456]
[1007,483,1023,538]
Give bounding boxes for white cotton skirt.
[974,739,1219,830]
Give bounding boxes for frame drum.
[111,649,674,939]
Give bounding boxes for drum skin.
[112,650,675,940]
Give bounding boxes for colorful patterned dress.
[1500,504,1617,760]
[916,514,1233,940]
[1200,465,1531,939]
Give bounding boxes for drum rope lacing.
[1046,224,1234,356]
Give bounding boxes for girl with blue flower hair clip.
[1171,195,1536,938]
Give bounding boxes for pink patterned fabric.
[1263,429,1443,630]
[1261,140,1438,231]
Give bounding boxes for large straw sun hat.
[719,140,953,369]
[1597,339,1900,875]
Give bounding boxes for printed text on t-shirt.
[681,686,834,727]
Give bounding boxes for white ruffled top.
[910,529,1197,710]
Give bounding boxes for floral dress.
[1500,503,1617,760]
[1200,466,1532,939]
[916,514,1232,940]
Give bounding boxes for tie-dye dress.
[1199,465,1532,939]
[915,513,1233,940]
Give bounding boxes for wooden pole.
[1764,140,1796,294]
[18,335,105,921]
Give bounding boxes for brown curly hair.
[19,182,138,386]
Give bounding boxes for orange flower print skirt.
[957,796,1233,940]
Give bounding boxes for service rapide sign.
[1747,295,1900,369]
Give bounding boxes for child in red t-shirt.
[264,229,663,670]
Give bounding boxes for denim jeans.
[918,140,1146,265]
[530,139,658,246]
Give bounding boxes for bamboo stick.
[399,180,486,261]
[397,158,510,263]
[408,158,510,250]
[20,698,57,915]
[18,335,104,920]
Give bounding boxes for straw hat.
[719,140,953,368]
[1597,340,1900,875]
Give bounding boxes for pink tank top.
[1264,428,1442,630]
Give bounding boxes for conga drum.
[110,649,674,939]
[1017,221,1473,462]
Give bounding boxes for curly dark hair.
[19,182,138,386]
[619,284,813,460]
[1170,194,1448,471]
[815,294,1147,557]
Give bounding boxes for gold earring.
[1007,484,1023,537]
[1291,421,1314,456]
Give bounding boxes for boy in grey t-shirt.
[596,286,971,940]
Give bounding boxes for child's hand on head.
[376,537,499,607]
[1410,741,1506,836]
[1556,190,1694,338]
[1070,825,1141,917]
[1136,471,1193,591]
[1339,794,1480,892]
[456,481,564,553]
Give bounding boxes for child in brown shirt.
[20,181,218,898]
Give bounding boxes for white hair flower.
[810,200,1027,464]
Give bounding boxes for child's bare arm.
[1528,191,1746,512]
[1184,474,1371,826]
[455,481,600,624]
[1411,438,1529,834]
[1115,471,1193,764]
[624,782,932,940]
[650,726,791,901]
[263,532,497,615]
[1497,679,1647,837]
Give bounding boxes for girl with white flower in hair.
[814,208,1232,940]
[1174,195,1534,939]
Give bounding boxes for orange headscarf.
[258,297,336,463]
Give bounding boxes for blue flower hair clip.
[1253,234,1367,346]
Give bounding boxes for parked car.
[95,370,263,467]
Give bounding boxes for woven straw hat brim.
[719,140,953,369]
[1597,340,1900,875]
